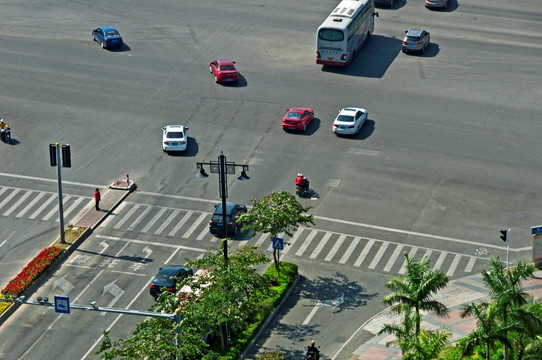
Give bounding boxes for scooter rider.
[296,173,309,190]
[0,118,8,141]
[306,340,319,360]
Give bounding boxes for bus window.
[318,29,344,42]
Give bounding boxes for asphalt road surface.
[1,0,541,358]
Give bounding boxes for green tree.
[378,306,417,356]
[97,245,270,360]
[405,327,452,360]
[238,191,314,274]
[383,254,449,337]
[481,257,535,360]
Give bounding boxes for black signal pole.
[196,152,249,261]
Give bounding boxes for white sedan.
[332,107,368,135]
[162,125,189,152]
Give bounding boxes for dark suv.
[149,266,193,300]
[209,203,247,237]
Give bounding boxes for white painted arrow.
[99,240,109,254]
[302,293,344,325]
[100,279,125,315]
[53,274,74,295]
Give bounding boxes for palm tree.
[405,327,452,360]
[383,253,449,337]
[481,257,535,360]
[378,306,416,356]
[459,300,513,360]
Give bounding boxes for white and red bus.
[316,0,377,66]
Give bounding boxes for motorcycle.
[306,350,320,360]
[295,178,310,197]
[0,127,10,144]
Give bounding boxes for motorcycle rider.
[0,118,8,142]
[306,340,319,360]
[295,173,309,190]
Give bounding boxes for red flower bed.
[1,246,64,296]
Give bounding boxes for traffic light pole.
[55,143,66,244]
[500,229,511,269]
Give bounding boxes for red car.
[209,59,238,83]
[281,108,314,131]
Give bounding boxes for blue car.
[92,26,123,49]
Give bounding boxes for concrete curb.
[239,272,301,360]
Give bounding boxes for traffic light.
[61,145,71,168]
[500,229,510,242]
[49,144,57,166]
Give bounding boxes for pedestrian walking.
[94,188,101,211]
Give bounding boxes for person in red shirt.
[94,188,101,211]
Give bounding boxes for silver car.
[425,0,449,9]
[402,29,430,54]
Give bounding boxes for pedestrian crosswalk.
[0,186,486,277]
[0,186,90,224]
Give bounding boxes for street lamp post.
[197,152,249,261]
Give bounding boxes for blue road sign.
[54,296,70,314]
[272,237,284,250]
[533,225,542,235]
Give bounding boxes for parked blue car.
[92,26,123,49]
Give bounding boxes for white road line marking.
[61,197,86,223]
[154,209,180,234]
[447,254,462,277]
[368,242,389,269]
[325,234,346,262]
[114,204,140,229]
[182,212,207,239]
[465,256,476,272]
[127,205,154,231]
[44,195,71,221]
[0,188,20,211]
[256,233,268,247]
[141,207,167,233]
[3,189,32,216]
[310,232,332,259]
[433,252,448,271]
[16,191,45,218]
[100,202,127,228]
[354,239,375,267]
[302,302,322,325]
[339,237,360,264]
[384,244,404,272]
[280,228,303,254]
[296,229,318,256]
[196,224,209,240]
[168,211,193,237]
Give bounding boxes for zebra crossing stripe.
[100,202,128,228]
[44,195,71,221]
[325,234,346,261]
[339,237,360,264]
[433,251,448,271]
[384,244,404,272]
[423,249,433,260]
[155,209,180,235]
[114,204,141,229]
[168,211,193,237]
[295,229,318,256]
[127,205,154,231]
[4,190,32,216]
[310,232,331,258]
[196,223,209,241]
[60,197,86,223]
[182,213,207,239]
[354,239,375,267]
[447,254,462,277]
[0,188,21,211]
[277,227,303,254]
[255,233,268,247]
[16,192,46,218]
[465,257,476,272]
[141,207,167,233]
[368,242,388,269]
[29,193,56,219]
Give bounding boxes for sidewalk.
[74,179,135,230]
[339,270,542,360]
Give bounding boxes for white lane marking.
[325,234,346,261]
[16,192,45,217]
[434,252,448,271]
[154,208,180,234]
[127,205,154,231]
[168,210,193,237]
[384,244,404,272]
[3,190,32,216]
[302,302,322,325]
[465,256,477,272]
[310,232,332,259]
[339,237,360,264]
[296,229,318,256]
[61,196,86,223]
[447,254,462,277]
[354,239,375,267]
[43,195,71,221]
[141,207,167,233]
[0,188,21,211]
[181,212,207,239]
[368,242,388,269]
[113,203,140,229]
